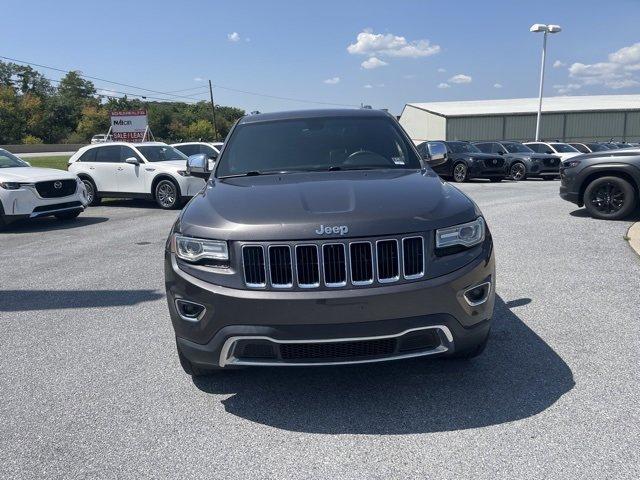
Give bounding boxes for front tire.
[81,178,101,206]
[583,176,637,220]
[55,210,81,221]
[154,178,181,210]
[452,162,469,183]
[509,162,527,181]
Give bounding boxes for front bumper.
[165,242,495,368]
[0,182,88,220]
[468,163,507,178]
[559,168,581,205]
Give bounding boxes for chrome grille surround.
[241,234,427,290]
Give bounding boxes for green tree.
[0,86,25,143]
[75,104,110,141]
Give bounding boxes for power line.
[1,54,359,108]
[0,55,204,101]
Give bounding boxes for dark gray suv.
[165,109,495,376]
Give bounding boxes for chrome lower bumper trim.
[218,325,453,367]
[29,205,84,218]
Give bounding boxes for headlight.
[563,159,581,168]
[174,234,229,262]
[0,182,22,190]
[436,217,485,249]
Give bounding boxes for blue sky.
[2,0,640,114]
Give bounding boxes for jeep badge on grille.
[315,225,349,235]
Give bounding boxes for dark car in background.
[569,142,612,153]
[165,109,495,376]
[416,141,507,183]
[474,141,561,181]
[560,148,640,219]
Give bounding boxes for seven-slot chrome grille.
[242,235,425,290]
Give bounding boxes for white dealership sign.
[110,109,148,142]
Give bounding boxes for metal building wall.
[398,105,446,143]
[444,110,640,142]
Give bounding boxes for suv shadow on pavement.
[0,216,108,233]
[0,289,164,311]
[193,296,574,434]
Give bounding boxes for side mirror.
[186,153,211,179]
[125,157,139,165]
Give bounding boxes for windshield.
[586,143,609,152]
[550,143,579,153]
[216,116,421,177]
[447,142,481,154]
[503,142,533,153]
[137,145,187,162]
[0,150,29,168]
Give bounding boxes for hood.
[0,167,77,182]
[179,170,480,241]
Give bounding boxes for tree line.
[0,60,245,145]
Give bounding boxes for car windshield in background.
[0,150,28,168]
[550,143,579,153]
[137,146,187,162]
[216,116,421,177]
[503,142,533,154]
[447,142,481,154]
[586,143,610,152]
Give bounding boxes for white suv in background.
[172,142,222,159]
[68,142,205,209]
[0,148,88,228]
[524,141,582,162]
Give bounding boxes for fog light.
[175,299,205,321]
[463,282,491,306]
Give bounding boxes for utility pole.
[208,79,218,140]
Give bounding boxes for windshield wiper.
[218,171,263,179]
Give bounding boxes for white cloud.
[193,77,204,82]
[493,83,503,89]
[364,84,373,89]
[323,77,340,84]
[553,83,582,95]
[608,42,640,64]
[563,42,640,91]
[361,57,388,69]
[553,60,566,68]
[437,83,450,89]
[227,32,241,42]
[437,68,446,73]
[449,74,472,84]
[347,30,440,58]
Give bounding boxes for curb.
[627,222,640,257]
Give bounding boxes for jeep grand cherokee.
[164,109,495,376]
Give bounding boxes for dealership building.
[399,94,640,144]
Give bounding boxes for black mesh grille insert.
[377,240,399,281]
[268,246,293,286]
[398,330,439,352]
[402,237,424,278]
[323,244,346,286]
[35,179,77,198]
[483,158,505,168]
[296,245,320,286]
[350,242,373,284]
[243,246,266,286]
[280,338,396,360]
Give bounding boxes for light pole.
[530,23,562,141]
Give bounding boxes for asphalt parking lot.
[1,180,639,479]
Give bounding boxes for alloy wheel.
[157,180,177,208]
[453,164,467,182]
[590,182,625,214]
[510,163,526,181]
[82,180,94,204]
